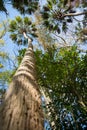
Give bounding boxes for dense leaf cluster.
[35,46,87,130]
[41,0,87,34]
[10,0,39,14]
[9,16,37,45]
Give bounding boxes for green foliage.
[0,39,4,45]
[35,46,87,130]
[12,0,39,15]
[0,69,16,102]
[0,63,4,68]
[15,16,22,23]
[41,0,67,33]
[0,71,13,83]
[0,20,8,45]
[9,21,17,31]
[75,23,87,43]
[24,17,32,25]
[10,34,17,41]
[0,52,8,72]
[82,0,87,8]
[0,0,7,14]
[41,0,87,34]
[0,52,8,59]
[9,16,37,45]
[17,48,26,65]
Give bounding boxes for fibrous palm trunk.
[0,38,44,130]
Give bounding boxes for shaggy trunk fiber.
[0,40,44,130]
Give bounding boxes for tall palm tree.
[0,16,44,130]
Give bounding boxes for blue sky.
[0,4,22,70]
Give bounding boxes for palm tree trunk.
[0,38,44,130]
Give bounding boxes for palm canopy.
[9,16,37,45]
[11,0,39,14]
[41,0,87,33]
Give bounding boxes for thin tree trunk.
[0,39,44,130]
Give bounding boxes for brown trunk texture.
[0,43,44,130]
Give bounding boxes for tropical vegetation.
[0,0,87,130]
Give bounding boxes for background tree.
[35,45,87,130]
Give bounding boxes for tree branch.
[64,11,87,17]
[53,33,67,45]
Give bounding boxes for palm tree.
[0,16,44,130]
[41,0,87,33]
[11,0,39,14]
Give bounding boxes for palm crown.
[9,16,37,45]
